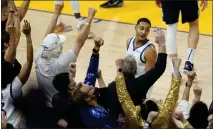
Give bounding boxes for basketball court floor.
[15,1,212,106]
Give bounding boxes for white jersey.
[1,77,26,128]
[126,36,153,78]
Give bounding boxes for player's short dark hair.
[136,18,151,27]
[140,99,159,120]
[2,30,10,51]
[1,0,8,8]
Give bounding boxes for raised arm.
[18,20,33,85]
[4,25,16,64]
[153,58,182,128]
[44,3,63,37]
[84,37,104,86]
[72,8,97,57]
[192,84,202,106]
[14,12,21,48]
[115,59,145,128]
[17,0,31,21]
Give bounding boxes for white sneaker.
[77,18,95,39]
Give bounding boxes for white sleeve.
[34,46,44,63]
[56,49,77,71]
[10,77,23,100]
[178,100,191,119]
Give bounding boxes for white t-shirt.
[34,47,76,107]
[1,77,26,128]
[178,100,191,119]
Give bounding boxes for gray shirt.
[35,47,76,107]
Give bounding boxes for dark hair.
[2,30,10,51]
[53,72,70,93]
[188,101,209,128]
[136,18,151,27]
[209,101,213,115]
[140,100,159,120]
[1,0,8,8]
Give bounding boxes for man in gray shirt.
[34,3,97,128]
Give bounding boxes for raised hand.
[171,57,182,72]
[22,20,31,36]
[186,71,196,83]
[193,84,202,97]
[68,63,77,78]
[147,111,159,122]
[200,0,208,11]
[115,58,124,69]
[154,28,165,45]
[94,37,104,48]
[54,3,64,15]
[155,0,162,8]
[173,110,185,123]
[88,8,97,19]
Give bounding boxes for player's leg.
[100,0,124,8]
[70,0,95,38]
[161,0,180,73]
[54,0,72,33]
[181,0,199,72]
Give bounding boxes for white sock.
[56,15,61,26]
[166,23,178,55]
[70,1,80,13]
[187,48,195,64]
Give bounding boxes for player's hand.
[200,0,208,11]
[155,0,162,8]
[94,37,104,48]
[54,3,64,15]
[22,20,31,36]
[154,28,165,45]
[88,8,97,19]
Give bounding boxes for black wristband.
[93,48,99,54]
[118,68,123,72]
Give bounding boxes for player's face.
[135,22,150,41]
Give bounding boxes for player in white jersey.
[126,18,157,78]
[126,18,157,98]
[54,0,94,38]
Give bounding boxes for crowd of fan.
[1,0,213,129]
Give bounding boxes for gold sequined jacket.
[115,74,181,128]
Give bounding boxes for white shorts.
[178,100,191,119]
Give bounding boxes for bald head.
[123,55,137,78]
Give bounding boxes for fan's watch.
[118,68,123,72]
[144,120,152,128]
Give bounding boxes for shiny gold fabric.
[115,74,181,128]
[115,75,144,128]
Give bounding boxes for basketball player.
[126,18,157,78]
[54,0,94,38]
[126,18,157,98]
[155,0,208,73]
